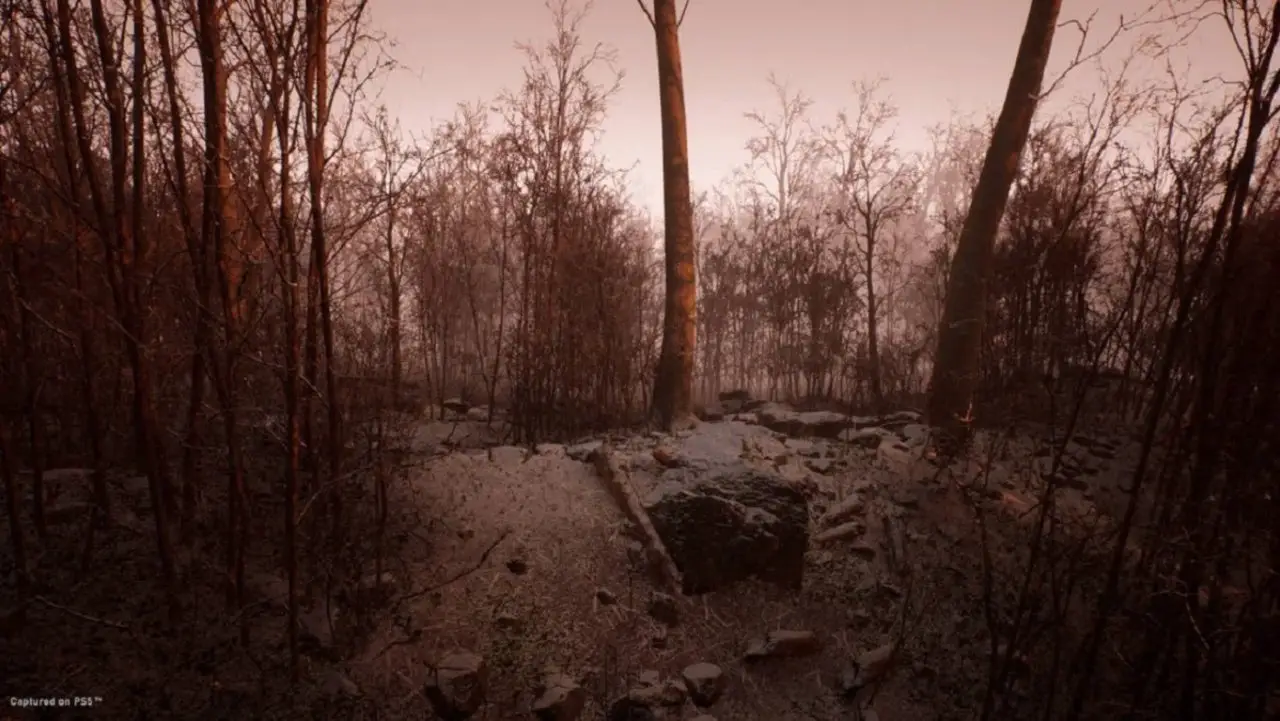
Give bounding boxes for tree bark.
[926,0,1062,443]
[649,0,698,431]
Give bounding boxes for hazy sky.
[368,0,1241,214]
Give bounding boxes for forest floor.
[0,406,1149,721]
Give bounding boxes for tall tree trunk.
[926,0,1062,444]
[153,0,208,543]
[648,0,698,431]
[304,0,342,549]
[864,220,883,411]
[195,0,248,636]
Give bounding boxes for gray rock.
[442,398,469,414]
[680,662,726,707]
[757,404,854,439]
[696,403,726,421]
[820,495,866,526]
[424,651,487,720]
[647,592,679,626]
[566,440,603,461]
[646,463,810,594]
[815,521,866,544]
[532,672,586,720]
[745,629,822,660]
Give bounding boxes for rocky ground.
[0,392,1146,720]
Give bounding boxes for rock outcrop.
[645,463,810,594]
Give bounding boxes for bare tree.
[827,79,921,410]
[637,0,698,431]
[926,0,1064,445]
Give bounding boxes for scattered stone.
[805,458,835,474]
[849,542,877,561]
[757,405,854,439]
[532,673,586,721]
[595,588,617,606]
[466,406,490,422]
[494,613,522,632]
[841,427,892,448]
[628,677,688,707]
[696,403,725,421]
[680,663,726,707]
[607,697,657,721]
[536,443,566,457]
[815,521,866,544]
[839,643,898,699]
[652,446,682,468]
[566,440,603,461]
[442,398,469,415]
[820,495,866,526]
[506,558,529,575]
[424,651,488,720]
[785,438,819,456]
[317,670,359,698]
[892,487,920,508]
[745,629,822,660]
[647,592,679,626]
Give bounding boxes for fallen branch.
[395,529,511,610]
[589,445,683,595]
[31,595,129,630]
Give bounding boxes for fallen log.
[589,445,682,595]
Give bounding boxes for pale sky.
[368,0,1241,214]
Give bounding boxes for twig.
[395,529,511,608]
[31,595,129,630]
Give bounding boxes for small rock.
[696,403,725,421]
[815,521,866,544]
[745,629,822,660]
[849,542,877,561]
[442,398,469,414]
[566,441,603,461]
[891,487,920,507]
[494,613,522,631]
[536,443,567,457]
[821,495,866,526]
[852,643,897,690]
[506,558,529,575]
[680,662,725,707]
[805,458,834,474]
[424,651,488,720]
[649,628,669,648]
[318,670,359,697]
[532,673,586,721]
[465,406,490,422]
[595,588,617,605]
[629,678,687,707]
[607,697,656,721]
[652,446,682,468]
[647,592,679,626]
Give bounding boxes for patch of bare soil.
[0,412,1150,721]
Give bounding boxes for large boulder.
[644,463,809,594]
[756,403,854,439]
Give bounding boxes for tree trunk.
[304,0,343,551]
[649,0,698,431]
[153,0,207,544]
[926,0,1062,444]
